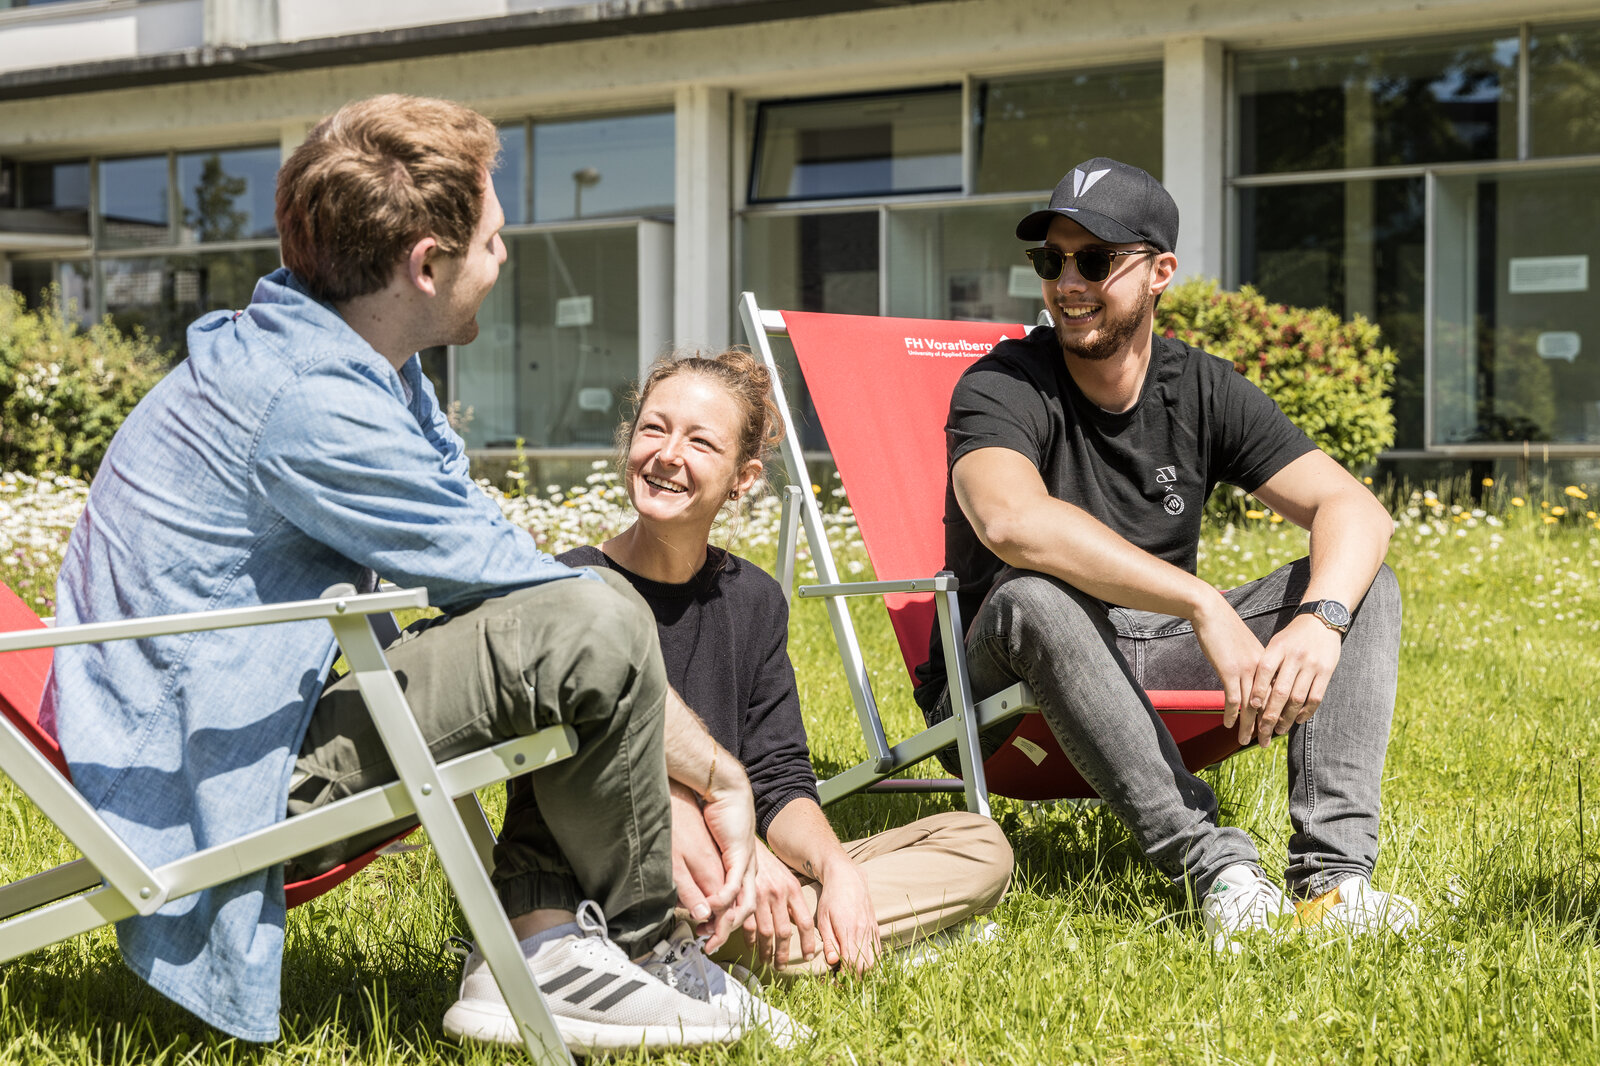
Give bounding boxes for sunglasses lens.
[1028,248,1064,281]
[1076,250,1113,282]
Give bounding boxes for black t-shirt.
[913,327,1316,707]
[557,544,819,836]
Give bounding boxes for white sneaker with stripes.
[641,920,812,1048]
[442,900,742,1053]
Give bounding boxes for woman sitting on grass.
[558,347,1013,979]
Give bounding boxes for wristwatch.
[1296,599,1351,634]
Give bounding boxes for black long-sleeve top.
[557,545,820,837]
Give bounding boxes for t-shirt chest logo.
[1154,465,1184,516]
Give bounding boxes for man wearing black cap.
[916,157,1414,951]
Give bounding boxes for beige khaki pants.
[714,810,1012,976]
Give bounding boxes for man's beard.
[1055,286,1156,362]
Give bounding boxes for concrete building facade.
[3,0,1598,479]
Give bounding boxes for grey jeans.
[927,557,1401,899]
[285,568,676,957]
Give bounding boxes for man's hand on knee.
[1192,594,1267,745]
[1248,617,1342,746]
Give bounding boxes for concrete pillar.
[280,120,312,160]
[1162,37,1225,285]
[673,85,732,350]
[204,0,279,48]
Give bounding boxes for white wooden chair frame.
[0,585,577,1065]
[739,291,1036,820]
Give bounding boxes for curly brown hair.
[275,94,500,304]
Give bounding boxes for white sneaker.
[1293,876,1419,936]
[641,920,812,1049]
[1201,863,1296,953]
[442,901,741,1054]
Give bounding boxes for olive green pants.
[286,569,675,956]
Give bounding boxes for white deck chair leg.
[329,615,571,1065]
[454,793,499,872]
[934,580,992,818]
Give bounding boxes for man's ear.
[1149,251,1179,296]
[405,236,441,296]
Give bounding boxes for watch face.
[1319,601,1351,628]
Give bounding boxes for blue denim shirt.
[41,269,589,1041]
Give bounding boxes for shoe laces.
[1210,871,1291,932]
[644,926,720,1000]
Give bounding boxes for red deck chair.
[0,579,580,1064]
[739,292,1240,818]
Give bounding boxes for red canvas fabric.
[0,580,407,904]
[0,581,66,777]
[780,310,1236,799]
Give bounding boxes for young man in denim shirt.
[916,158,1417,951]
[45,95,788,1052]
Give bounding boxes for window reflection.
[177,147,280,242]
[1433,169,1600,445]
[101,248,281,363]
[100,156,170,249]
[1237,179,1426,448]
[886,201,1048,323]
[457,226,659,449]
[974,66,1163,192]
[1237,35,1519,174]
[532,113,673,223]
[750,89,961,203]
[1529,22,1600,158]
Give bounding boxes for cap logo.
[1072,167,1111,198]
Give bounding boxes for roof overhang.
[0,0,951,101]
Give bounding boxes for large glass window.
[533,113,674,223]
[974,65,1162,192]
[495,124,529,227]
[1432,168,1600,446]
[1237,179,1426,448]
[741,211,879,449]
[750,89,961,203]
[885,201,1048,323]
[19,160,88,211]
[1528,22,1600,159]
[455,223,671,450]
[99,155,170,249]
[1237,35,1519,174]
[101,248,281,360]
[176,147,279,243]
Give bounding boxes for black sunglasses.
[1024,246,1155,283]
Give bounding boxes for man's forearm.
[987,494,1223,622]
[765,798,852,885]
[1300,490,1392,610]
[662,686,747,800]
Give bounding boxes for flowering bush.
[1156,279,1396,472]
[0,288,167,477]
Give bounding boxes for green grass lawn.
[2,476,1598,1064]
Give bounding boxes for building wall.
[3,0,1599,470]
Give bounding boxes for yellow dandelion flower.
[1512,497,1525,507]
[1588,511,1597,520]
[1482,477,1494,487]
[812,483,822,494]
[1269,513,1284,524]
[1552,506,1567,517]
[1565,485,1589,500]
[563,499,577,508]
[1543,515,1558,524]
[1362,476,1373,485]
[1245,509,1265,520]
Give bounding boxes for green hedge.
[0,288,167,477]
[1154,278,1396,472]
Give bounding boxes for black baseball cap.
[1015,157,1179,253]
